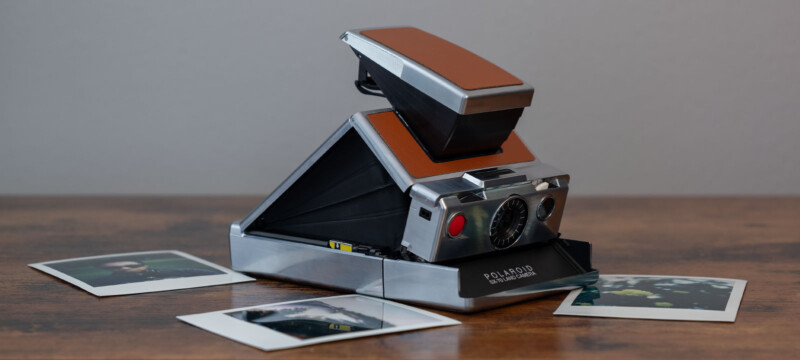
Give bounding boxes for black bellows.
[244,129,410,252]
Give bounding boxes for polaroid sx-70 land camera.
[229,27,598,312]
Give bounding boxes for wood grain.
[1,197,798,359]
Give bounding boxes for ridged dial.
[489,197,528,249]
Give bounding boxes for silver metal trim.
[463,169,528,188]
[402,173,571,263]
[382,258,462,308]
[230,225,597,312]
[342,29,534,115]
[230,228,384,297]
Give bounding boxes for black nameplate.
[455,241,584,298]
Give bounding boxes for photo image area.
[29,250,254,296]
[178,295,460,352]
[45,251,225,287]
[554,275,747,322]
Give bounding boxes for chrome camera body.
[229,27,597,312]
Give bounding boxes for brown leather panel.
[360,27,523,91]
[367,111,535,178]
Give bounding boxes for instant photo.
[178,295,460,352]
[29,250,254,296]
[554,275,747,322]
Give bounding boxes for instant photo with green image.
[29,250,254,296]
[572,276,734,310]
[554,275,747,322]
[45,251,224,287]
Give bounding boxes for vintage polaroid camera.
[229,27,598,312]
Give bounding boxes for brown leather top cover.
[360,27,523,91]
[367,111,535,178]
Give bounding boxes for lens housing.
[489,196,528,249]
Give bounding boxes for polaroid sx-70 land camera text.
[229,27,598,312]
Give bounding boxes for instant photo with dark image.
[572,276,734,310]
[227,300,393,340]
[45,252,225,287]
[178,295,460,352]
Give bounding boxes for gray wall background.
[1,0,798,196]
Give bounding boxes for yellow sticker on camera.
[328,240,352,252]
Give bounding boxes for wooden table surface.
[1,196,798,359]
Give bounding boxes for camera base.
[230,222,597,313]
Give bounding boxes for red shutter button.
[448,214,466,237]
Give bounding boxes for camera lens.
[489,196,528,249]
[536,196,556,221]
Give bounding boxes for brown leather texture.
[367,111,535,179]
[360,27,523,91]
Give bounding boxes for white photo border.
[177,294,461,352]
[29,250,254,296]
[554,274,747,322]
